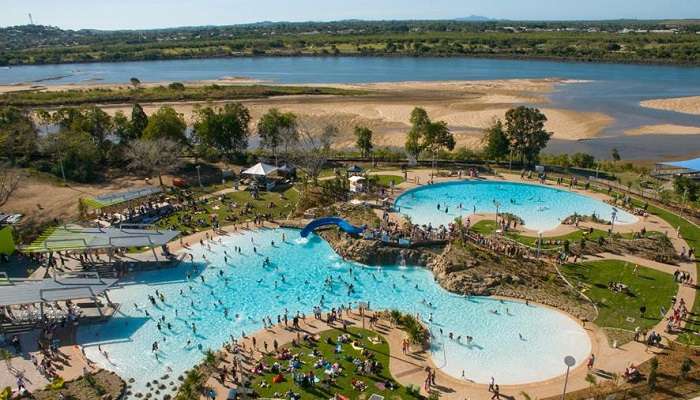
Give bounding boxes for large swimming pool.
[79,228,591,395]
[395,180,637,231]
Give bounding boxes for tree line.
[1,101,602,186]
[3,22,700,66]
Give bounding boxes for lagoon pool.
[395,180,637,231]
[79,228,591,396]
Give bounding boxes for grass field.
[157,186,299,234]
[249,327,421,400]
[371,175,405,188]
[469,220,639,249]
[631,200,700,345]
[561,260,677,332]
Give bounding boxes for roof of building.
[23,224,179,253]
[659,157,700,173]
[0,276,118,307]
[82,186,162,209]
[242,162,278,177]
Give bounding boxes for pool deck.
[3,170,696,399]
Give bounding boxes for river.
[3,56,700,159]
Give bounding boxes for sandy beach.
[625,123,700,136]
[640,96,700,116]
[65,78,614,148]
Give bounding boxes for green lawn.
[631,200,700,344]
[561,260,677,332]
[249,327,421,400]
[157,187,299,234]
[371,175,405,188]
[469,220,640,249]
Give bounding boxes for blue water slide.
[299,217,366,238]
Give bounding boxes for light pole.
[494,200,501,221]
[611,208,618,234]
[561,355,576,400]
[196,165,202,188]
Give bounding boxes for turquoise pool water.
[78,228,590,395]
[395,180,637,231]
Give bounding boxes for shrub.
[681,357,693,379]
[648,358,658,390]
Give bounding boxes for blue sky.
[1,0,697,30]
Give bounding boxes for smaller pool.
[395,180,637,231]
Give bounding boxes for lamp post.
[196,165,203,188]
[561,355,576,400]
[611,208,618,234]
[494,200,501,221]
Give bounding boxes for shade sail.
[0,276,118,307]
[659,157,700,172]
[23,224,179,253]
[242,163,278,176]
[82,187,162,209]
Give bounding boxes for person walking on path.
[491,384,501,400]
[587,354,595,369]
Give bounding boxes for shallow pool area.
[395,180,637,231]
[78,227,591,395]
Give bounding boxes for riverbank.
[641,95,700,116]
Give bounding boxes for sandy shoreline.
[640,96,700,116]
[30,78,610,146]
[9,77,700,150]
[625,123,700,136]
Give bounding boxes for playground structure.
[300,217,366,238]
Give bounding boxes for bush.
[49,377,65,390]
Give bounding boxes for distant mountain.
[454,15,492,21]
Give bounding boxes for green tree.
[0,106,37,166]
[673,175,698,202]
[404,107,454,168]
[130,77,141,88]
[405,107,429,159]
[482,119,509,161]
[611,148,621,161]
[423,120,455,170]
[130,103,149,140]
[354,126,373,158]
[112,111,131,143]
[570,152,596,168]
[50,106,113,152]
[142,106,187,143]
[257,108,298,164]
[48,129,101,182]
[504,106,552,166]
[193,103,251,158]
